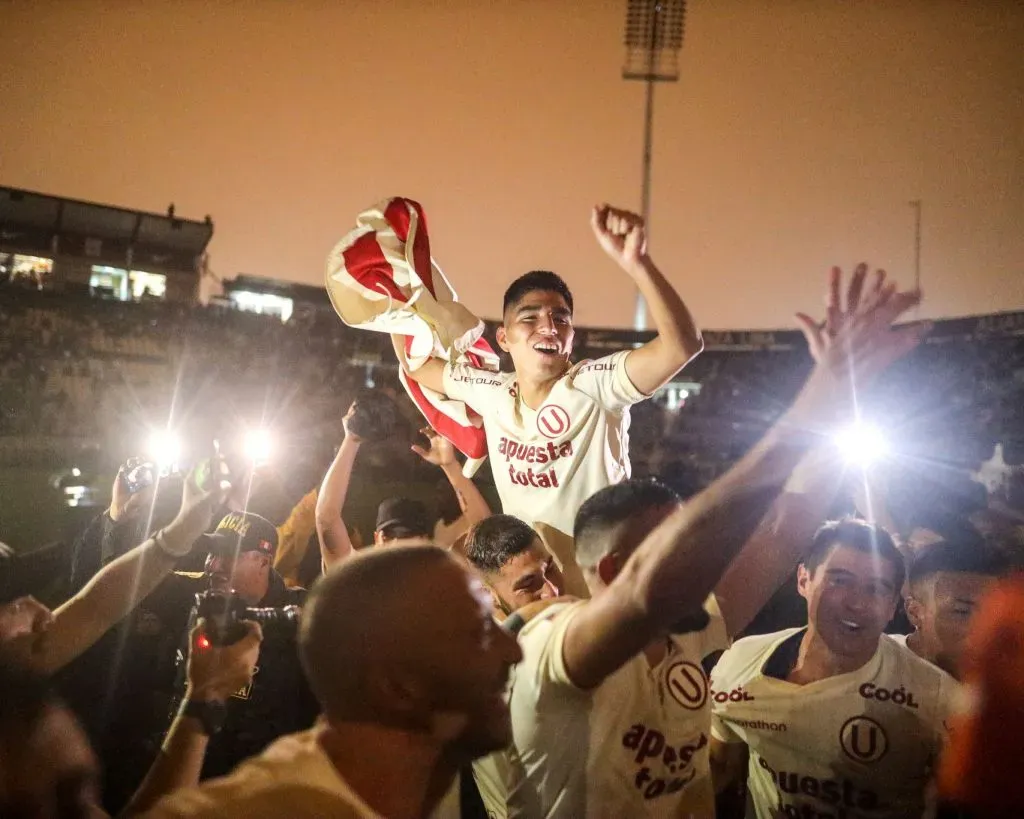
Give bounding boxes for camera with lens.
[345,391,398,442]
[194,590,301,647]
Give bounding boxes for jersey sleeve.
[708,641,747,742]
[442,362,510,415]
[566,351,652,412]
[513,601,588,696]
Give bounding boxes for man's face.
[799,545,900,661]
[908,572,997,677]
[0,703,103,819]
[205,550,270,605]
[488,539,563,613]
[496,290,574,383]
[417,563,523,758]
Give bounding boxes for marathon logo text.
[858,683,919,709]
[621,724,706,801]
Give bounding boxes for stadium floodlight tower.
[622,0,686,331]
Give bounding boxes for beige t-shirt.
[887,632,910,648]
[506,598,729,818]
[474,750,513,819]
[711,630,956,819]
[144,729,382,819]
[443,351,649,538]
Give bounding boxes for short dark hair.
[574,478,681,568]
[908,540,1009,590]
[502,270,574,318]
[803,518,905,593]
[465,515,539,574]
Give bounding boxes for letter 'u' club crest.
[665,661,708,710]
[839,716,888,764]
[537,405,570,439]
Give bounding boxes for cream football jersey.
[442,351,649,539]
[506,598,729,818]
[711,630,956,819]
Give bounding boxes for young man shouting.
[396,205,702,593]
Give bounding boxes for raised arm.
[315,405,362,570]
[713,265,923,636]
[411,426,491,540]
[17,466,228,675]
[561,264,926,689]
[591,205,703,396]
[390,333,447,394]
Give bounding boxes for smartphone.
[196,440,232,492]
[124,461,156,494]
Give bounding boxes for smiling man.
[395,205,703,594]
[465,514,564,618]
[710,519,957,819]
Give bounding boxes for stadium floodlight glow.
[148,429,182,469]
[834,423,888,467]
[243,428,273,466]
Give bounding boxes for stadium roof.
[0,185,214,260]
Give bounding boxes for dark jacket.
[169,570,320,780]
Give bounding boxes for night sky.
[2,0,1022,328]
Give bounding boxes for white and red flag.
[325,197,498,472]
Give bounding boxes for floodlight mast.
[622,0,686,331]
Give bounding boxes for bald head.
[299,546,522,757]
[299,546,457,721]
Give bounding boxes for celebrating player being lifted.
[395,205,702,593]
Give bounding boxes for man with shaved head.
[148,546,523,819]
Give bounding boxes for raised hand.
[788,263,927,427]
[341,402,363,444]
[161,459,232,557]
[109,458,157,523]
[591,204,648,271]
[411,426,457,468]
[186,618,263,703]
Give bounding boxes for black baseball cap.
[201,512,278,558]
[375,497,432,537]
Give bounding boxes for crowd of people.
[1,203,1023,818]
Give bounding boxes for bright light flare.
[148,430,182,468]
[834,423,887,467]
[244,429,273,466]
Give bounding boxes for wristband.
[181,697,227,736]
[502,611,527,636]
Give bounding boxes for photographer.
[165,511,318,781]
[68,459,158,594]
